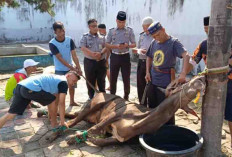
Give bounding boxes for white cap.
[142,16,154,25]
[23,59,39,68]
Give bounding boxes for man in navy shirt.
[0,71,80,129]
[49,21,82,106]
[145,21,190,125]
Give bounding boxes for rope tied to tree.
[198,65,229,75]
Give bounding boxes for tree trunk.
[201,0,232,156]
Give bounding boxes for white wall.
[0,0,54,44]
[0,0,211,71]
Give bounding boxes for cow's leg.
[67,98,118,128]
[88,136,119,146]
[66,131,119,146]
[87,112,119,135]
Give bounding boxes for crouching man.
[0,71,80,129]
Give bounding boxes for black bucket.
[139,125,203,157]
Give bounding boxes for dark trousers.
[137,59,147,106]
[84,58,106,99]
[147,84,175,125]
[110,53,131,97]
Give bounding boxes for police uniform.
[146,22,187,125]
[80,32,106,99]
[106,11,136,99]
[137,32,153,106]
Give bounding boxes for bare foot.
[70,102,81,106]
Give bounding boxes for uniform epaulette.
[83,32,89,36]
[140,32,145,35]
[109,27,115,30]
[126,26,133,30]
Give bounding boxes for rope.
[198,65,229,75]
[52,126,88,144]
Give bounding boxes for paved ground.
[0,48,232,157]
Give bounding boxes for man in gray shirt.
[106,11,136,100]
[80,19,108,99]
[132,17,154,106]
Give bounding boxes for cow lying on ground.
[39,76,205,146]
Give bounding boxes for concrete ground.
[0,49,232,157]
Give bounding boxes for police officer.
[145,21,190,125]
[132,17,154,106]
[80,19,108,100]
[98,24,107,36]
[98,24,111,90]
[106,11,136,100]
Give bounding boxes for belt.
[85,57,105,62]
[139,59,146,62]
[154,67,171,74]
[112,51,129,55]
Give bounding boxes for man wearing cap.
[80,19,108,100]
[0,71,80,130]
[106,11,136,100]
[132,17,154,106]
[49,21,82,106]
[145,21,190,125]
[5,59,39,105]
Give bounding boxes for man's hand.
[132,48,137,54]
[75,66,82,75]
[178,72,186,83]
[92,52,101,60]
[141,49,147,54]
[145,73,151,83]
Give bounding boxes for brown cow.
[41,76,205,146]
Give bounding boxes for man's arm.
[55,53,76,71]
[58,93,66,125]
[105,43,120,49]
[71,50,82,73]
[145,57,152,82]
[179,52,191,82]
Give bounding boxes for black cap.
[117,11,126,21]
[98,24,106,29]
[204,16,210,26]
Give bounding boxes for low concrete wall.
[0,45,53,72]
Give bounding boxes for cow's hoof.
[88,138,106,147]
[45,132,59,142]
[66,135,76,145]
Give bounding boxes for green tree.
[0,0,55,16]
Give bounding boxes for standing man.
[145,21,190,125]
[106,11,136,100]
[49,22,82,106]
[132,17,154,106]
[98,24,107,36]
[98,23,111,90]
[0,72,80,129]
[189,16,232,147]
[80,19,108,100]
